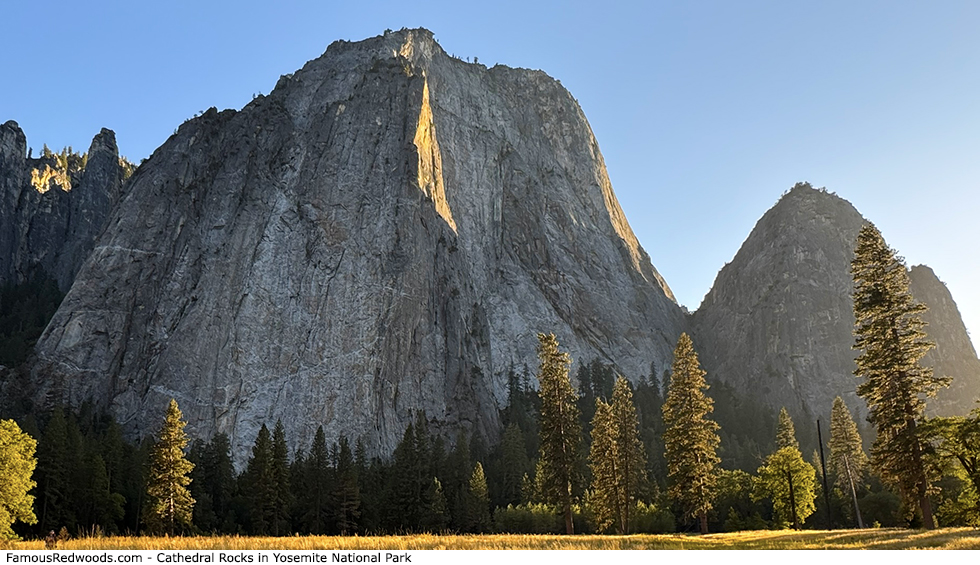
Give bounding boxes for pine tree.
[334,437,360,534]
[534,333,582,534]
[301,426,331,534]
[499,423,529,507]
[777,408,799,450]
[588,399,619,533]
[466,462,492,533]
[610,377,645,533]
[36,407,70,531]
[851,224,949,528]
[421,478,449,532]
[829,396,867,528]
[270,420,292,536]
[390,414,433,531]
[78,452,124,533]
[662,333,720,534]
[243,425,275,535]
[0,419,38,539]
[144,399,195,535]
[589,377,647,533]
[443,431,471,530]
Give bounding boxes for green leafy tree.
[713,468,767,532]
[829,396,867,527]
[754,446,817,529]
[144,399,195,535]
[920,408,980,525]
[0,419,37,540]
[662,333,720,534]
[534,333,582,534]
[851,224,949,528]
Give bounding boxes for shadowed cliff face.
[693,183,980,424]
[0,121,127,292]
[32,29,685,460]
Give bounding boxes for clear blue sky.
[3,0,978,343]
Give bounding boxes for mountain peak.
[30,29,685,461]
[694,182,980,426]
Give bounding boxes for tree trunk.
[699,510,708,534]
[843,455,864,529]
[907,417,936,529]
[564,502,574,534]
[787,469,799,530]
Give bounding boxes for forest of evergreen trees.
[4,356,976,540]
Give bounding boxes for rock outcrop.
[0,120,129,291]
[32,29,685,460]
[693,183,980,423]
[910,265,980,414]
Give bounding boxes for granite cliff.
[0,121,130,291]
[910,265,980,412]
[692,183,980,424]
[30,29,686,459]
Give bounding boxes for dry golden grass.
[8,528,980,550]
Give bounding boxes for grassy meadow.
[7,528,980,550]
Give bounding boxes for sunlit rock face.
[32,29,685,460]
[692,183,980,424]
[0,121,127,291]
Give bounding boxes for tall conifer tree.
[589,377,646,533]
[611,377,645,533]
[829,396,867,528]
[588,399,619,533]
[535,333,582,534]
[776,408,799,450]
[144,399,195,535]
[36,407,70,531]
[499,423,529,507]
[302,426,331,534]
[851,224,949,528]
[244,425,275,534]
[334,437,360,534]
[270,420,292,536]
[662,333,720,534]
[466,462,492,533]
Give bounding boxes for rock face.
[693,183,980,423]
[910,265,980,414]
[0,120,128,291]
[32,29,685,460]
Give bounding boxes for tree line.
[2,224,980,539]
